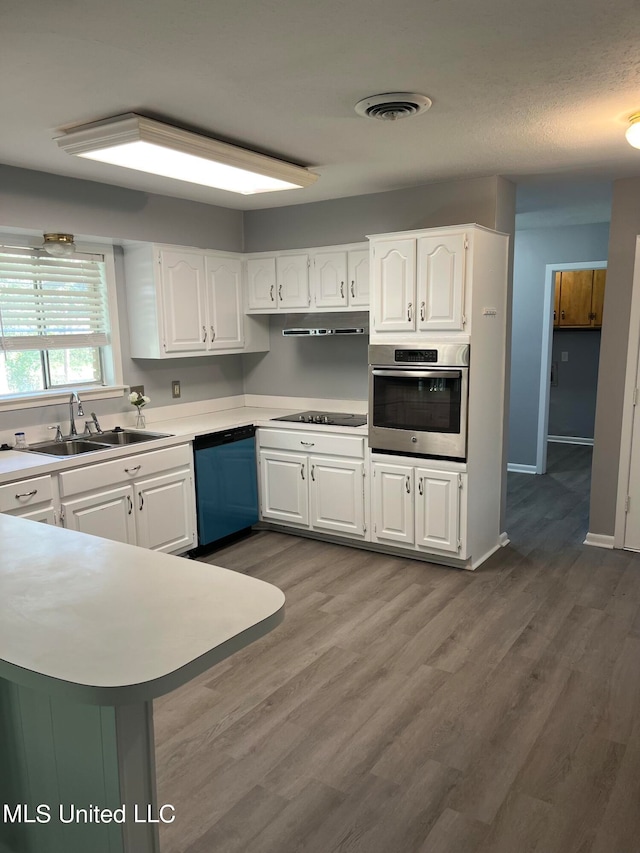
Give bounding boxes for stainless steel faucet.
[68,392,84,437]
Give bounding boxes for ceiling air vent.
[354,92,432,121]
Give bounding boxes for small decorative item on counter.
[129,391,151,429]
[14,432,28,449]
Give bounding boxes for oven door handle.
[371,369,461,379]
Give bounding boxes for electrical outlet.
[172,380,181,399]
[130,384,145,397]
[561,351,569,362]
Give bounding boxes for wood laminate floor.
[155,443,640,853]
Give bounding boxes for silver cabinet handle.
[127,495,133,515]
[311,464,315,481]
[139,493,144,511]
[407,303,413,321]
[420,302,426,322]
[405,475,411,494]
[211,326,215,341]
[278,284,283,300]
[340,282,345,298]
[351,281,355,298]
[15,489,37,499]
[300,441,315,447]
[300,464,305,480]
[202,326,207,342]
[270,284,275,302]
[124,465,141,474]
[418,477,424,496]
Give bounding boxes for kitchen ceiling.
[2,0,640,211]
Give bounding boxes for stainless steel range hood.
[282,312,369,336]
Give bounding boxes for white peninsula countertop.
[0,513,285,705]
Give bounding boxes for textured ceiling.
[2,0,640,210]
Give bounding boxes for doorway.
[536,260,607,474]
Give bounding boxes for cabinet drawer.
[258,428,364,458]
[59,443,192,496]
[0,475,53,512]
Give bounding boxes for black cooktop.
[273,410,367,427]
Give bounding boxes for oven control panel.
[394,349,438,363]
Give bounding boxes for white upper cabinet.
[313,251,348,309]
[124,243,268,359]
[372,239,416,332]
[348,249,370,307]
[276,254,310,309]
[246,243,369,313]
[205,255,244,350]
[417,233,466,331]
[246,256,277,310]
[159,250,208,353]
[370,228,469,335]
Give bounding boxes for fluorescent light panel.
[56,114,318,195]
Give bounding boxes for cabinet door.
[313,251,348,308]
[592,269,606,327]
[372,239,416,332]
[135,468,195,553]
[61,485,136,545]
[415,469,460,553]
[159,250,208,353]
[309,456,365,537]
[206,255,244,350]
[276,254,310,309]
[10,505,56,524]
[417,232,466,330]
[246,256,277,311]
[348,249,370,307]
[259,450,309,526]
[553,272,561,327]
[558,270,593,327]
[371,462,414,544]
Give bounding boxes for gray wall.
[243,316,369,400]
[0,165,246,434]
[243,175,516,401]
[509,222,610,466]
[590,177,640,536]
[244,175,510,251]
[549,330,601,439]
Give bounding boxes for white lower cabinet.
[372,460,465,556]
[59,444,196,554]
[0,474,56,525]
[260,450,309,525]
[258,428,367,540]
[62,484,137,544]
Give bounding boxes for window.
[0,243,121,404]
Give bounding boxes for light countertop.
[0,405,368,485]
[0,514,285,705]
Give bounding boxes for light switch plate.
[130,384,145,397]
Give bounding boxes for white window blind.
[0,246,109,352]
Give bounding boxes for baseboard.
[507,463,537,474]
[548,435,594,446]
[583,532,615,549]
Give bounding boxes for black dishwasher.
[192,425,259,553]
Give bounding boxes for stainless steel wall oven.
[368,343,470,460]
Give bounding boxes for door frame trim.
[537,259,607,474]
[614,236,640,548]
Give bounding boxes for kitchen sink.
[20,430,172,457]
[24,439,110,456]
[85,429,171,446]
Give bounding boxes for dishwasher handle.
[193,425,256,450]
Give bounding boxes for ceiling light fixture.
[55,114,319,195]
[42,233,76,257]
[625,113,640,149]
